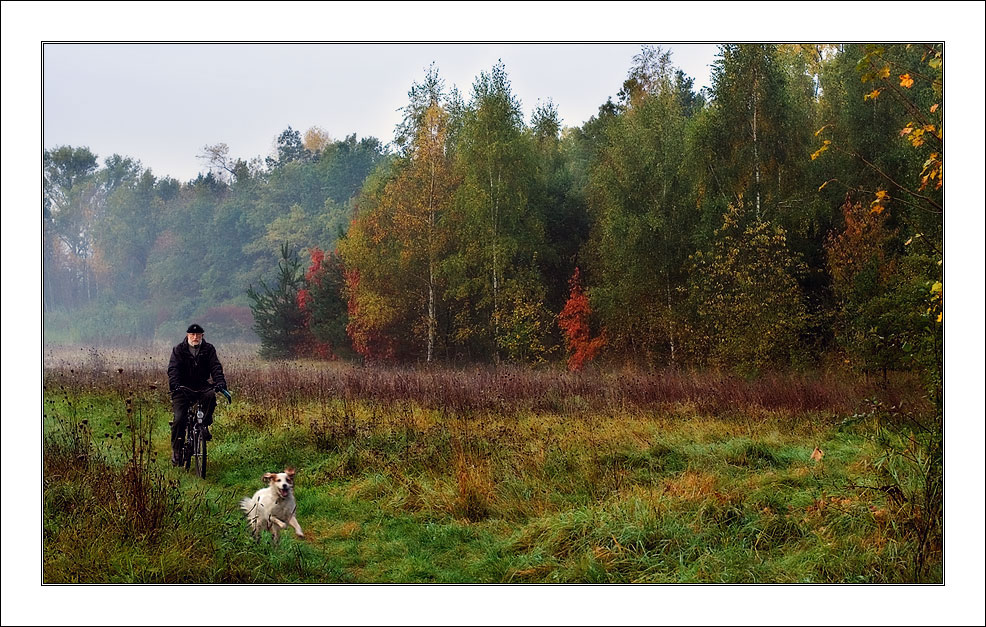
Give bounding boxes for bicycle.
[171,385,231,479]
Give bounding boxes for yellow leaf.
[930,103,939,113]
[864,89,882,101]
[878,66,890,79]
[900,126,913,136]
[923,124,935,132]
[870,190,889,214]
[899,73,914,88]
[814,124,832,137]
[810,447,824,462]
[937,313,942,323]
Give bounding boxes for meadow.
[42,345,940,583]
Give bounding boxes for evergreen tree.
[247,244,307,358]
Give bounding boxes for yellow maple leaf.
[878,66,890,79]
[899,73,914,88]
[864,89,882,101]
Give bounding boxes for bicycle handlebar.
[175,384,232,403]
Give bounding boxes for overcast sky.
[43,43,719,181]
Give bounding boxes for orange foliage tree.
[343,268,395,361]
[557,268,606,371]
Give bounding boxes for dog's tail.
[239,497,257,515]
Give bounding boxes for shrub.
[684,203,808,373]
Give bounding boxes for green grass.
[42,376,939,583]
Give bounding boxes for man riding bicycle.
[168,323,229,466]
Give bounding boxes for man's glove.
[217,385,232,403]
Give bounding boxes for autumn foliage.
[557,268,606,371]
[825,195,892,297]
[685,204,808,371]
[344,268,395,361]
[295,247,334,359]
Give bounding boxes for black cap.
[186,324,205,334]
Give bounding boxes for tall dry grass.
[44,344,925,417]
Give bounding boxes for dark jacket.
[168,339,227,394]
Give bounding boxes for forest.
[42,44,942,380]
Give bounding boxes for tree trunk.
[753,75,761,219]
[666,279,676,366]
[488,154,500,363]
[427,151,437,363]
[428,265,435,363]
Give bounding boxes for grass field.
[41,348,941,583]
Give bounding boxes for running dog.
[239,467,305,543]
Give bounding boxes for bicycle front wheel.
[182,436,192,470]
[194,428,207,479]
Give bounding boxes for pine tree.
[247,243,307,358]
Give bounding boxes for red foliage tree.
[295,247,334,359]
[305,248,326,285]
[557,268,606,371]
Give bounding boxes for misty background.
[41,42,718,346]
[43,43,718,183]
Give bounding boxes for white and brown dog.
[239,467,305,543]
